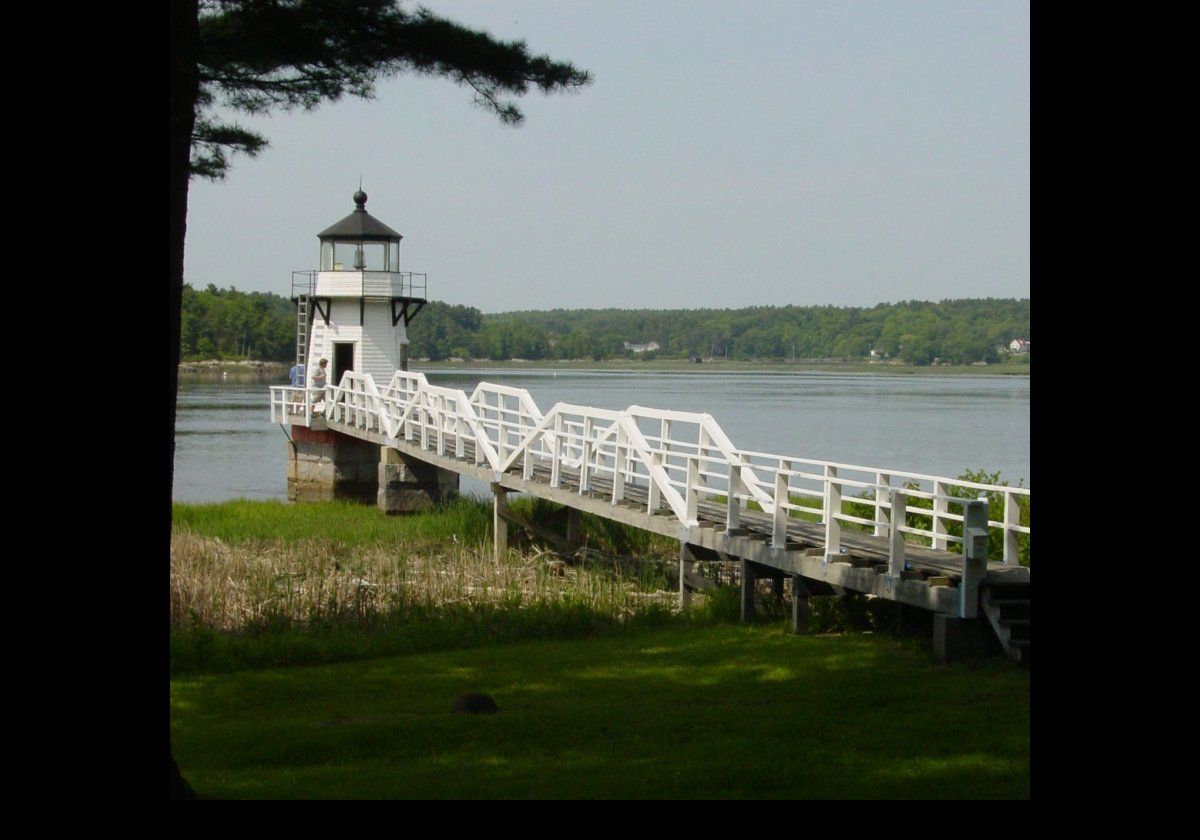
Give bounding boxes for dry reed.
[170,529,677,632]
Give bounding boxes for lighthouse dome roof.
[317,190,403,242]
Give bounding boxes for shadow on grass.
[171,626,1029,799]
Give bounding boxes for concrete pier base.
[287,426,380,503]
[288,428,459,511]
[377,447,459,514]
[933,614,1001,664]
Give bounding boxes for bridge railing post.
[522,423,534,480]
[726,460,743,533]
[648,419,668,514]
[420,397,430,450]
[685,455,699,524]
[933,480,949,550]
[435,395,445,456]
[550,413,563,488]
[612,426,627,504]
[824,464,842,558]
[772,460,789,548]
[889,489,907,576]
[495,399,507,466]
[579,417,593,494]
[874,472,891,537]
[960,498,989,618]
[1004,490,1020,565]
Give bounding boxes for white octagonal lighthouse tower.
[294,189,427,387]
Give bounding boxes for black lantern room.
[317,189,403,272]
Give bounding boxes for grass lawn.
[171,624,1029,799]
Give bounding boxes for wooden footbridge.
[271,371,1030,662]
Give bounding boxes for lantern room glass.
[321,240,400,271]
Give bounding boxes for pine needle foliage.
[188,0,592,178]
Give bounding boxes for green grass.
[173,497,494,547]
[171,624,1030,799]
[173,496,678,557]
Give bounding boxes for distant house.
[1009,339,1031,354]
[623,341,660,353]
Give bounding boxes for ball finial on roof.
[353,189,368,209]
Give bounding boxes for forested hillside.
[181,285,296,361]
[180,284,1029,366]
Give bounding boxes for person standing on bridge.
[310,358,329,401]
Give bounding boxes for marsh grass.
[169,493,986,675]
[171,498,698,674]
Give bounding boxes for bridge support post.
[933,615,999,664]
[565,507,583,549]
[493,486,509,562]
[740,559,757,621]
[679,543,696,609]
[377,447,459,514]
[791,575,810,634]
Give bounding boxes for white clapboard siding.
[360,301,398,384]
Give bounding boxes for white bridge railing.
[271,372,1031,566]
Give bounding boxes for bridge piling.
[740,559,757,621]
[493,485,509,561]
[791,575,810,634]
[565,507,582,549]
[378,447,459,514]
[679,543,696,609]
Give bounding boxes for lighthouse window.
[321,240,396,271]
[360,242,388,271]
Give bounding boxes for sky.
[183,0,1030,314]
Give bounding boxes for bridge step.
[981,584,1031,665]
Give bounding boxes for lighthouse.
[279,188,455,511]
[294,189,426,389]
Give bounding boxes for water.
[173,368,1030,503]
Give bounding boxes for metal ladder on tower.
[295,294,310,383]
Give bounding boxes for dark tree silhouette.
[167,0,589,797]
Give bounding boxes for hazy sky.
[183,0,1029,313]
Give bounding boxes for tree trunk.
[168,0,199,800]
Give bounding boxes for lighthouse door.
[332,342,355,388]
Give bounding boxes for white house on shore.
[623,341,660,353]
[1009,338,1030,354]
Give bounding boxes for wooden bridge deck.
[323,416,1027,617]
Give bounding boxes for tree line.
[180,284,1029,366]
[180,284,296,361]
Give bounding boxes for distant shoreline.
[416,357,1030,377]
[179,357,1028,378]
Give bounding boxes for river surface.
[173,368,1030,503]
